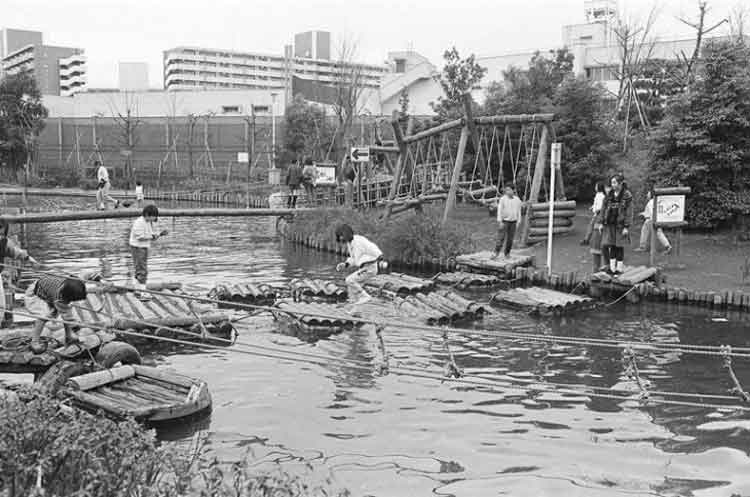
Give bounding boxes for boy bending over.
[335,224,383,305]
[26,275,87,353]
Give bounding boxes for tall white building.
[2,42,87,96]
[163,31,387,99]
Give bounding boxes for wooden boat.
[64,364,211,423]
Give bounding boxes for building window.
[222,105,241,114]
[252,105,270,113]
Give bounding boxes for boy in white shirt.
[129,205,168,300]
[335,224,383,305]
[134,181,145,208]
[95,161,119,210]
[493,186,523,259]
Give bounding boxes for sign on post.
[237,152,249,163]
[316,164,337,185]
[655,195,685,225]
[350,147,370,162]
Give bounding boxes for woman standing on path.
[95,161,119,210]
[598,174,633,274]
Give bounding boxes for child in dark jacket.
[25,275,87,353]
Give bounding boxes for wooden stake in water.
[547,143,561,276]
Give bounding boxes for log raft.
[492,286,596,316]
[433,271,504,290]
[455,250,535,276]
[589,265,660,303]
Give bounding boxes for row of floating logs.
[277,218,461,273]
[392,290,485,325]
[492,287,596,316]
[526,201,577,242]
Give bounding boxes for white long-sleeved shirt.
[129,216,156,248]
[497,195,523,222]
[345,235,382,268]
[642,198,654,220]
[97,166,110,183]
[135,185,144,200]
[591,192,605,213]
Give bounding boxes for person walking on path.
[286,160,302,208]
[634,189,672,254]
[335,224,383,306]
[301,158,317,203]
[598,174,633,274]
[95,161,119,210]
[581,182,606,246]
[493,186,523,259]
[129,205,168,301]
[342,157,356,207]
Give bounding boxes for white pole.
[547,143,561,276]
[271,92,278,170]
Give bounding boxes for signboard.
[350,147,370,162]
[315,165,337,185]
[655,195,685,225]
[237,152,249,163]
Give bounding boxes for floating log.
[68,365,136,391]
[365,272,434,295]
[433,271,502,289]
[529,218,573,228]
[208,283,276,305]
[289,279,346,300]
[529,200,578,211]
[492,286,596,315]
[530,209,577,219]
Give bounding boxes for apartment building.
[163,30,387,98]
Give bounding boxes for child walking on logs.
[25,275,87,353]
[129,205,168,301]
[335,224,383,305]
[597,174,633,275]
[581,182,605,246]
[493,186,523,259]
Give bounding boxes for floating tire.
[95,341,142,369]
[36,360,90,395]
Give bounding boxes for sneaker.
[30,339,47,354]
[136,292,152,301]
[353,294,372,306]
[662,245,672,255]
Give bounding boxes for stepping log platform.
[434,271,503,290]
[492,287,596,316]
[455,250,535,276]
[589,265,660,303]
[364,272,435,295]
[69,288,231,334]
[208,283,277,307]
[275,300,362,334]
[393,290,486,325]
[289,278,347,301]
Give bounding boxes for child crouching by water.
[26,275,87,353]
[129,205,168,301]
[335,224,383,305]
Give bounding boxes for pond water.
[7,199,750,496]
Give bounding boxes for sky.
[2,0,744,89]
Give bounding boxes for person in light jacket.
[335,224,383,305]
[493,186,523,259]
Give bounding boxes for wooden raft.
[434,271,504,290]
[590,265,659,286]
[0,329,115,374]
[393,290,485,325]
[275,300,362,333]
[455,250,535,276]
[289,278,347,301]
[365,272,435,295]
[69,289,230,331]
[65,364,211,422]
[208,283,276,307]
[492,287,596,315]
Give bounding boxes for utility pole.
[271,92,278,170]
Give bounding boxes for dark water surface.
[8,200,750,496]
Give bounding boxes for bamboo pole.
[384,110,407,219]
[520,124,550,245]
[403,119,463,144]
[474,114,555,125]
[442,126,470,225]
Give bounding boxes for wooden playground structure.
[363,94,576,246]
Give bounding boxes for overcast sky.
[2,0,743,88]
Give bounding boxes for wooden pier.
[455,250,535,276]
[492,287,596,316]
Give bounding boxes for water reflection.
[9,196,750,496]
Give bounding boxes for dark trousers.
[130,246,148,284]
[287,186,299,208]
[303,182,315,202]
[604,245,624,262]
[495,221,517,256]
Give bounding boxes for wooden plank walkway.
[492,287,596,315]
[455,250,535,276]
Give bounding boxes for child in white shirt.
[129,205,168,300]
[581,182,605,246]
[335,224,383,305]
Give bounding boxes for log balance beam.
[0,207,307,224]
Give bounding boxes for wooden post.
[384,110,407,219]
[244,118,250,208]
[649,193,658,267]
[462,93,485,181]
[442,126,469,224]
[57,118,63,166]
[520,124,550,246]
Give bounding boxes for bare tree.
[107,91,142,188]
[728,4,747,42]
[677,1,728,84]
[184,113,200,178]
[330,37,368,165]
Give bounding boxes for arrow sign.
[351,146,370,162]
